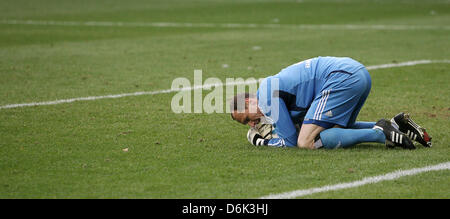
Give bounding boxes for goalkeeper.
[230,56,432,149]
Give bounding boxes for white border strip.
[0,59,449,110]
[260,161,450,199]
[2,20,450,31]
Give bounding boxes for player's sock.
[319,128,385,149]
[349,121,376,129]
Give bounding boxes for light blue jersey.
[257,56,370,147]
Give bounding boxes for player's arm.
[248,98,298,147]
[247,128,295,147]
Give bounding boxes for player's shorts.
[303,67,372,128]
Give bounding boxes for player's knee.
[297,124,325,149]
[297,138,314,149]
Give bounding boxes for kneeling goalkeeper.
[230,56,432,149]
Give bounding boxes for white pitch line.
[260,161,450,199]
[366,59,450,70]
[0,80,256,109]
[1,19,450,31]
[0,59,449,110]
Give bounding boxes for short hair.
[230,92,255,119]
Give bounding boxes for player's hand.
[247,128,265,146]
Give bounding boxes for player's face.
[232,99,263,127]
[232,111,261,127]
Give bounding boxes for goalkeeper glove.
[254,123,276,139]
[247,128,266,146]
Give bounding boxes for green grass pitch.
[0,0,449,198]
